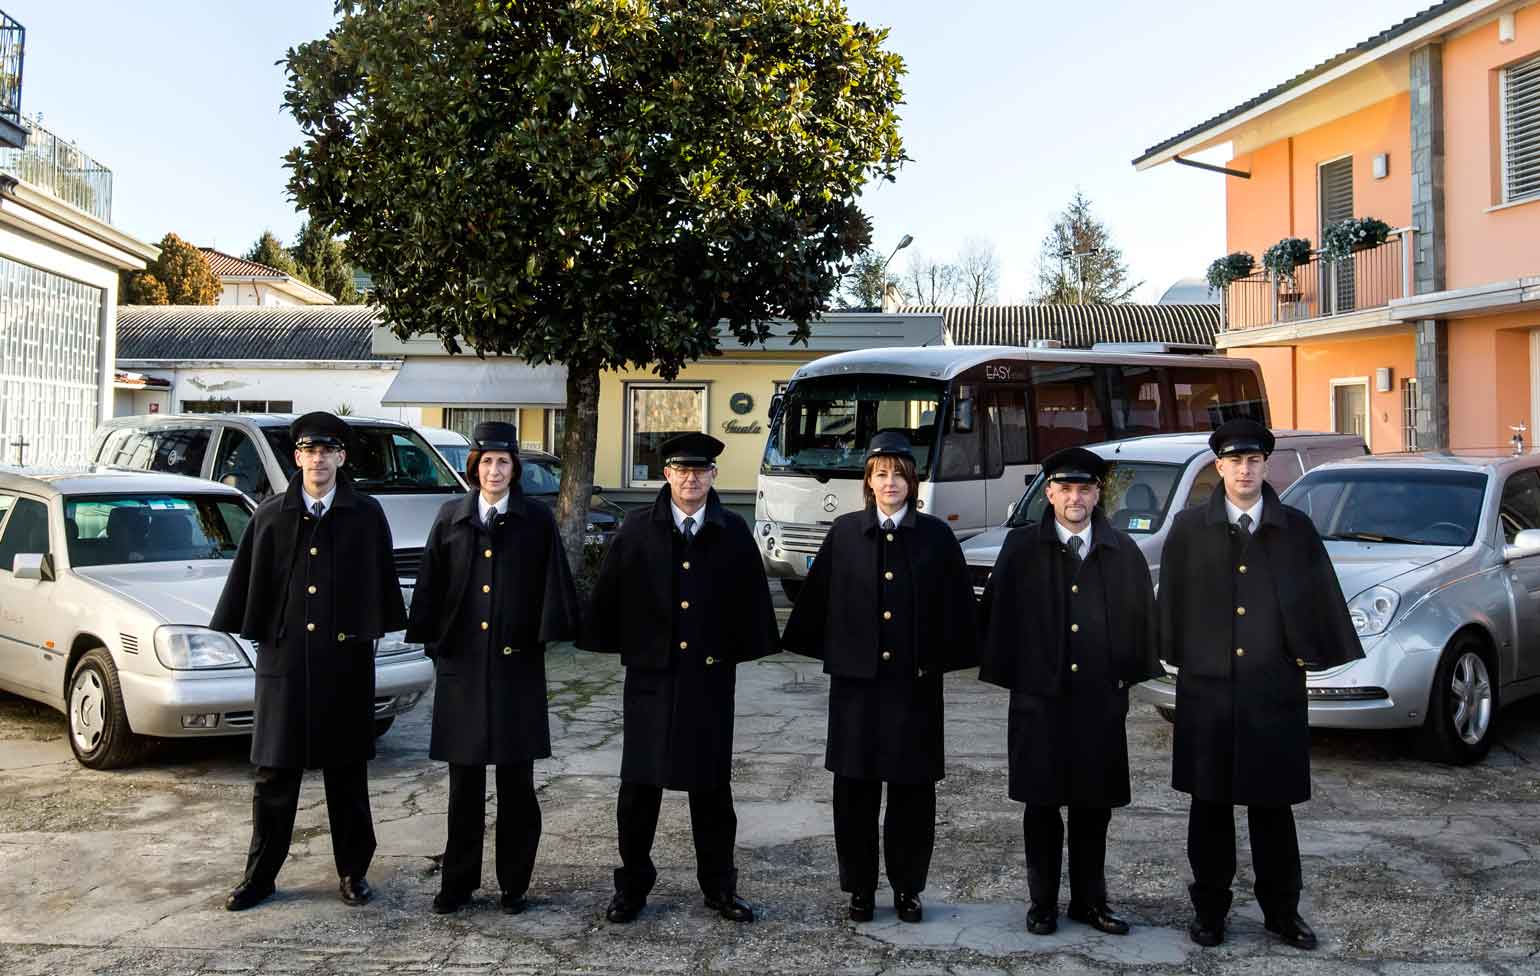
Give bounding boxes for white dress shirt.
[671,499,706,534]
[478,492,510,524]
[303,485,338,516]
[875,504,909,528]
[1053,519,1093,553]
[1224,495,1264,528]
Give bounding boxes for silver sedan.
[0,468,432,768]
[1136,450,1540,764]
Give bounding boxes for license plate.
[806,555,816,571]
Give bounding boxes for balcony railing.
[0,115,112,222]
[0,11,21,127]
[1221,227,1415,333]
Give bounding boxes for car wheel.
[1419,635,1495,765]
[780,579,804,602]
[67,648,144,770]
[1155,706,1176,724]
[374,717,395,738]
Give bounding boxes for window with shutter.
[1318,156,1354,312]
[1502,54,1540,204]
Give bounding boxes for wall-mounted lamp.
[1375,367,1393,393]
[1373,153,1389,180]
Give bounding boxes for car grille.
[373,696,394,715]
[393,547,424,580]
[223,710,254,729]
[779,522,830,554]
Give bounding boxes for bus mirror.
[769,393,785,421]
[953,399,975,433]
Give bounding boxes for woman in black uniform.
[406,421,580,915]
[781,431,977,924]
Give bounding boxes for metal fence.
[1222,228,1414,332]
[0,115,113,223]
[0,11,21,127]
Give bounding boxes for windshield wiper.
[1322,530,1424,545]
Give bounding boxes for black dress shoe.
[339,876,372,907]
[1067,900,1130,935]
[431,890,470,914]
[704,891,754,922]
[501,893,528,915]
[224,879,275,912]
[894,891,923,924]
[849,891,875,923]
[1188,915,1225,947]
[1025,902,1057,935]
[606,891,645,923]
[1265,913,1318,950]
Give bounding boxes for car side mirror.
[1506,528,1540,560]
[591,485,604,494]
[1004,502,1016,521]
[769,392,785,421]
[12,553,54,581]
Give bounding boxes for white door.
[1331,379,1370,449]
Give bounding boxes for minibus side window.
[1030,365,1109,456]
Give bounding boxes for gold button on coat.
[1236,606,1246,616]
[886,533,894,542]
[337,632,346,642]
[682,561,691,570]
[881,651,892,661]
[309,547,318,556]
[484,548,493,558]
[1071,584,1078,593]
[882,610,892,621]
[1238,565,1248,574]
[503,646,514,656]
[679,641,688,650]
[305,622,315,632]
[1236,647,1246,656]
[307,585,317,594]
[680,600,689,609]
[884,571,894,581]
[1296,658,1305,667]
[706,656,716,665]
[481,621,489,631]
[1070,663,1079,672]
[1070,623,1079,633]
[482,584,491,593]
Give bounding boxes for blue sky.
[21,0,1428,303]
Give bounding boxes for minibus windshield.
[763,376,946,479]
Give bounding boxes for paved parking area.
[2,645,1538,975]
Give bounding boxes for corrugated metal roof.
[116,305,394,362]
[898,304,1220,348]
[1132,0,1468,167]
[199,248,289,280]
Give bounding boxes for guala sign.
[722,419,762,435]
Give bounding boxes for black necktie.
[311,500,324,519]
[1067,535,1084,563]
[682,516,695,542]
[484,508,497,532]
[881,518,895,531]
[1237,513,1253,535]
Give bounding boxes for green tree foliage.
[291,220,360,303]
[244,230,300,277]
[122,234,218,305]
[283,0,906,565]
[1033,191,1140,304]
[838,248,900,310]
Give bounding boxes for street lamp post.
[1060,246,1101,304]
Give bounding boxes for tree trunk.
[555,361,602,584]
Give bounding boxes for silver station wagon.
[0,468,432,769]
[1137,450,1540,764]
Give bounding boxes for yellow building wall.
[594,358,804,494]
[419,406,444,427]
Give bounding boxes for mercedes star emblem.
[822,493,839,513]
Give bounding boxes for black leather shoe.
[339,876,372,907]
[849,891,876,923]
[894,891,923,924]
[606,891,645,923]
[1067,900,1130,935]
[704,891,754,922]
[1265,913,1318,950]
[1188,915,1225,947]
[431,889,470,914]
[1026,902,1057,935]
[501,892,528,915]
[224,879,275,912]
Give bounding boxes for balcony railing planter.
[1218,226,1416,333]
[1261,237,1313,285]
[1320,216,1392,263]
[1206,251,1256,293]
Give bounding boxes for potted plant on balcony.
[1205,251,1256,293]
[1321,216,1392,263]
[1261,237,1313,285]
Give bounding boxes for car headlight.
[375,630,424,658]
[155,626,248,670]
[1347,584,1400,637]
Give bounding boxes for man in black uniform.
[980,447,1160,936]
[212,411,407,911]
[1158,418,1361,949]
[580,432,778,924]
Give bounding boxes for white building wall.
[217,282,300,307]
[131,364,421,425]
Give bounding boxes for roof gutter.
[1173,155,1250,179]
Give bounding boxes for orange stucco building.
[1136,0,1540,452]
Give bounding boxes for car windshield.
[763,375,945,479]
[1007,460,1184,534]
[65,494,252,567]
[264,424,462,494]
[1281,468,1487,546]
[519,457,563,495]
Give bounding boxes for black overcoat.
[210,473,407,769]
[1158,483,1362,806]
[577,487,777,791]
[979,512,1160,806]
[406,488,580,766]
[781,506,978,783]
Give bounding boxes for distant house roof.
[116,305,393,362]
[1132,0,1470,168]
[198,247,337,305]
[897,304,1220,348]
[1158,278,1220,305]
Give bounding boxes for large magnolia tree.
[283,0,906,569]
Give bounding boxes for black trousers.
[440,762,541,899]
[241,763,375,887]
[1022,805,1112,908]
[832,775,936,895]
[614,782,737,897]
[1187,798,1302,922]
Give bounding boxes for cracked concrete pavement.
[2,636,1540,974]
